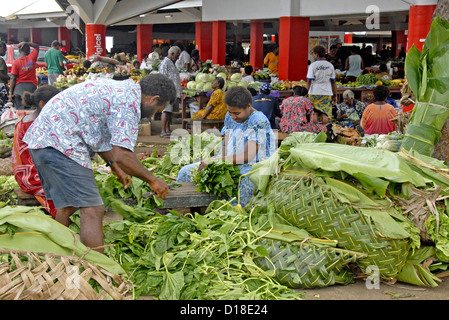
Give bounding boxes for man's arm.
[9,74,16,100]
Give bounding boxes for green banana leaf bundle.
[401,16,449,156]
[0,204,125,275]
[247,173,412,280]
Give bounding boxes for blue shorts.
[29,147,104,209]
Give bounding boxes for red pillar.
[195,22,213,61]
[7,29,18,44]
[392,30,407,57]
[278,16,309,81]
[85,24,106,57]
[344,33,353,44]
[137,24,153,62]
[407,4,436,51]
[30,28,41,45]
[58,27,71,51]
[212,21,226,65]
[250,20,264,70]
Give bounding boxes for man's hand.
[112,166,132,189]
[148,177,170,199]
[198,158,209,172]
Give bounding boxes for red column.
[278,16,309,81]
[212,21,226,65]
[344,33,353,44]
[137,24,153,62]
[392,30,407,57]
[195,22,212,61]
[407,4,436,51]
[58,27,71,51]
[85,24,106,57]
[30,28,41,45]
[7,29,18,44]
[250,20,264,70]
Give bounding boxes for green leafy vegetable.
[193,160,241,199]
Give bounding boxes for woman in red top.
[360,85,397,135]
[279,86,327,134]
[9,42,39,109]
[12,84,60,217]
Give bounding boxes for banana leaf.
[396,246,441,287]
[0,206,126,275]
[288,143,426,191]
[401,16,449,156]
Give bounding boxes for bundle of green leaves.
[401,16,449,156]
[102,199,306,300]
[158,132,222,178]
[193,160,241,199]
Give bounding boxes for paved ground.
[133,119,449,300]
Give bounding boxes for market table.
[162,182,220,210]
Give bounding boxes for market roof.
[0,0,437,33]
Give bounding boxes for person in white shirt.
[241,65,255,83]
[306,45,337,123]
[140,54,148,69]
[345,46,364,81]
[174,42,191,72]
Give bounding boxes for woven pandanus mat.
[247,175,410,279]
[0,250,132,300]
[256,239,360,289]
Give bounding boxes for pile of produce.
[193,160,241,199]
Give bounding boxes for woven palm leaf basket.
[0,250,132,300]
[247,173,411,280]
[256,238,364,288]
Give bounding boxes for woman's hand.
[198,158,209,172]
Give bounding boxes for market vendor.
[191,77,227,121]
[9,42,39,109]
[279,85,327,134]
[12,84,61,217]
[252,82,281,129]
[307,45,337,122]
[264,46,279,75]
[23,73,177,253]
[360,85,396,135]
[335,90,366,127]
[177,86,276,207]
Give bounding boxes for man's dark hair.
[173,41,184,52]
[244,65,253,75]
[312,45,326,58]
[139,73,176,106]
[373,85,390,102]
[224,86,252,109]
[20,43,31,55]
[0,42,6,49]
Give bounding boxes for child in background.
[12,85,61,217]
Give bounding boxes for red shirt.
[11,49,39,86]
[360,103,396,135]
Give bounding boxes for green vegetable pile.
[102,199,306,300]
[158,132,222,178]
[355,73,377,86]
[193,160,241,199]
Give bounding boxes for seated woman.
[279,86,327,134]
[335,89,366,127]
[360,85,397,135]
[177,86,276,207]
[12,85,61,217]
[191,77,227,120]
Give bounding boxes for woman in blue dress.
[177,86,277,207]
